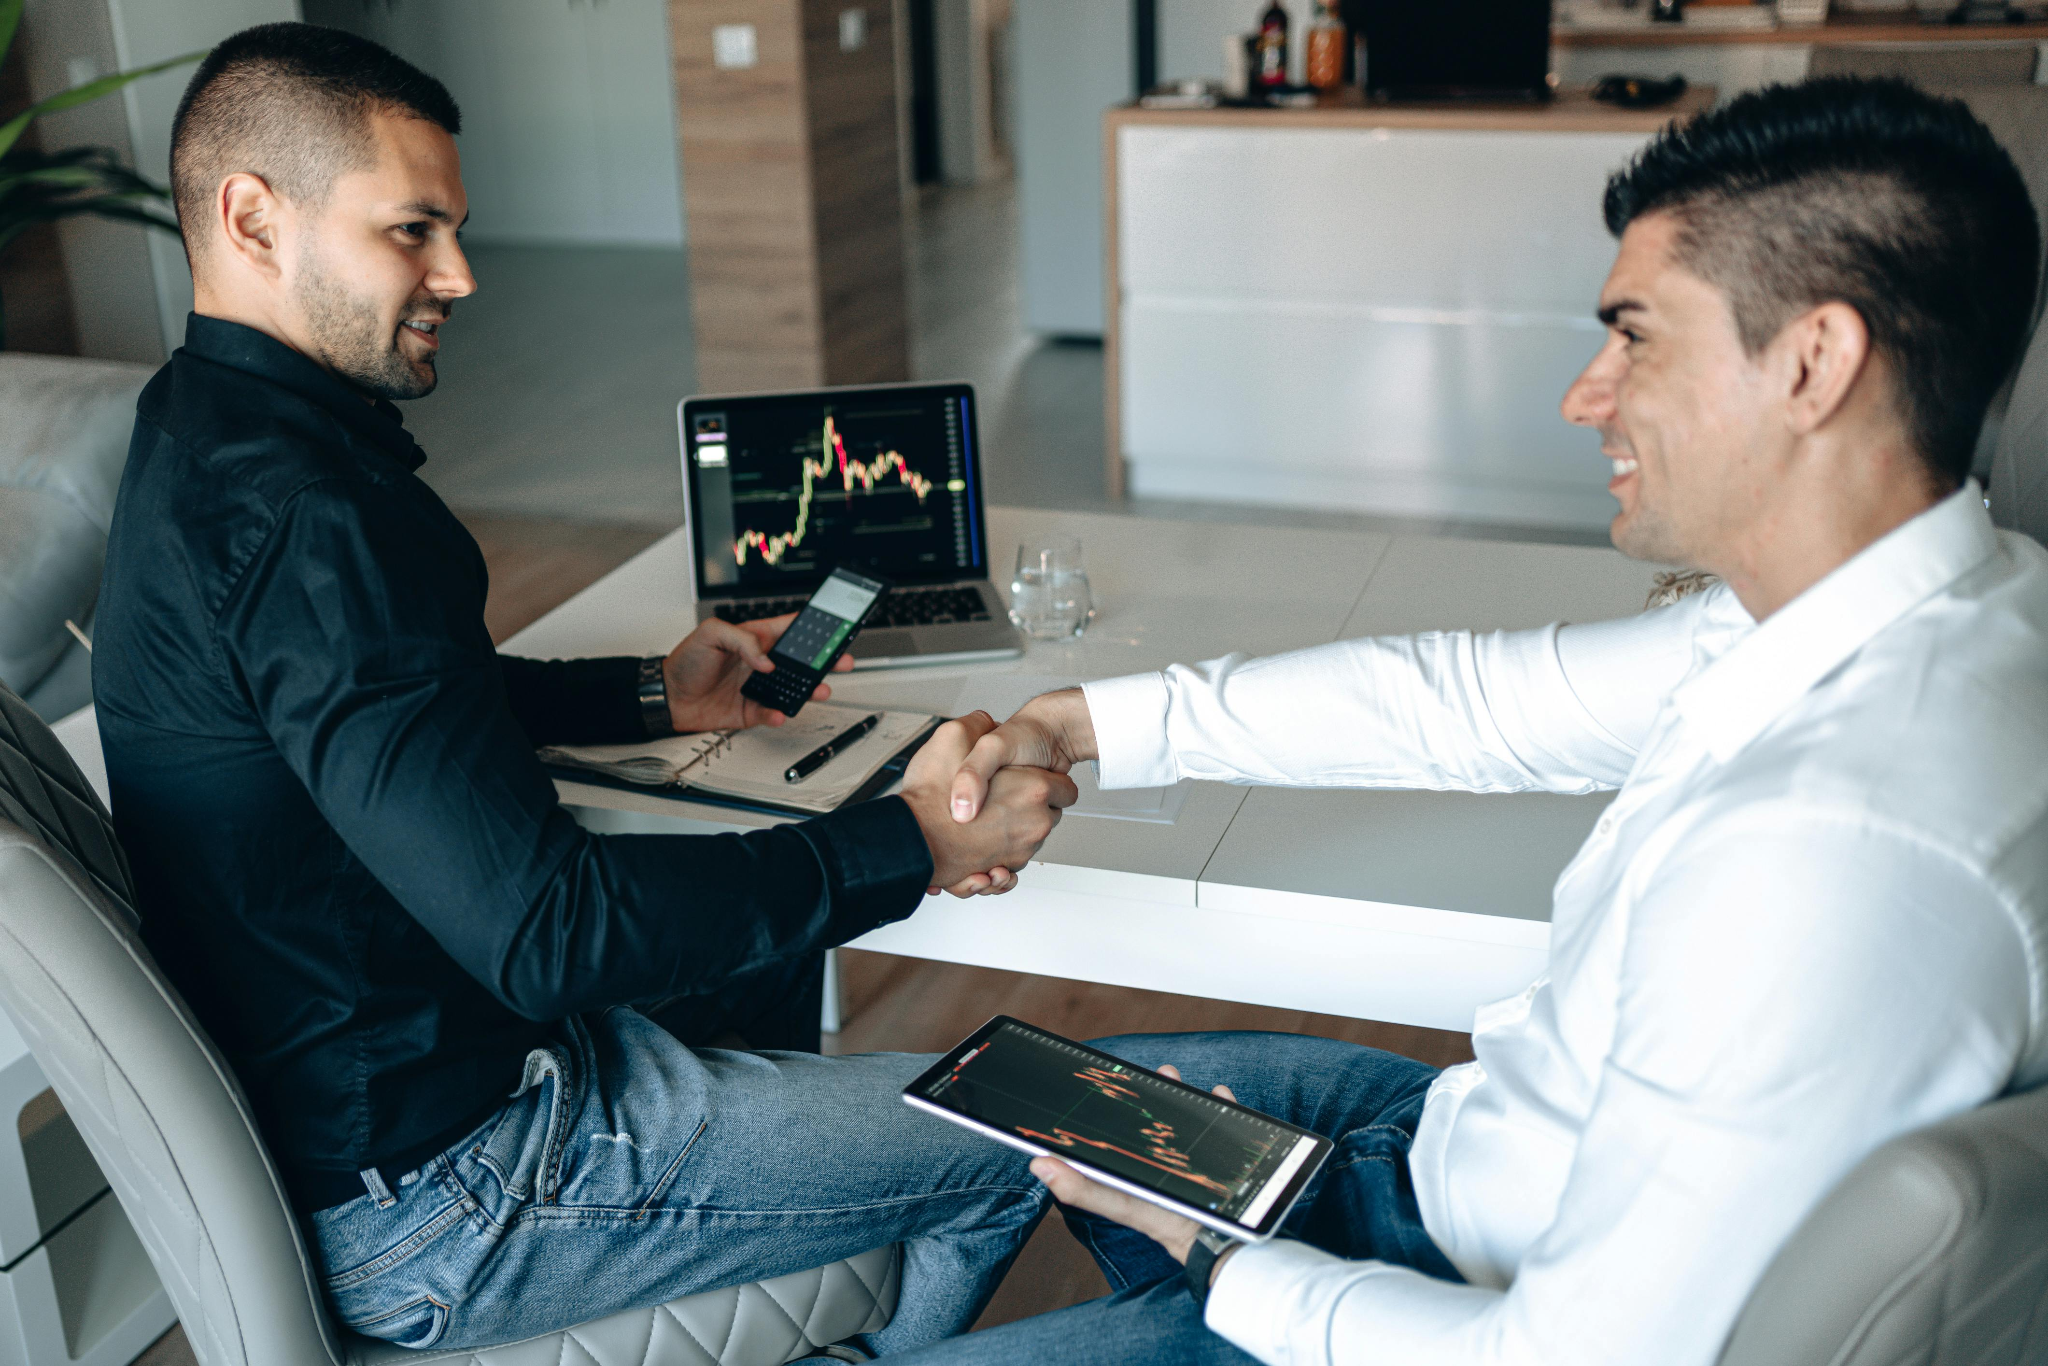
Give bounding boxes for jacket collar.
[1670,482,2000,764]
[180,313,427,472]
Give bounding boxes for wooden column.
[669,0,910,394]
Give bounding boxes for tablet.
[903,1016,1332,1241]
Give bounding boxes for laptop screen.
[682,382,987,599]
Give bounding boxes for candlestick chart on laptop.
[688,389,976,591]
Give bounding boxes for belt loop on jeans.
[360,1167,397,1209]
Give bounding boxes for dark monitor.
[1348,0,1553,102]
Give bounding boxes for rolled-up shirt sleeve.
[1201,810,2028,1366]
[1081,593,1731,796]
[216,479,932,1021]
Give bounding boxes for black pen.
[785,713,882,783]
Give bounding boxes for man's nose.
[1561,342,1622,429]
[431,241,477,301]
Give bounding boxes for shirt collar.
[1670,482,2000,763]
[180,313,427,472]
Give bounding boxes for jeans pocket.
[474,1047,570,1204]
[351,1293,450,1348]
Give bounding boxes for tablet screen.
[907,1018,1328,1237]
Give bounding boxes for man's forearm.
[496,654,645,746]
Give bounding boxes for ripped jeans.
[305,1008,1049,1354]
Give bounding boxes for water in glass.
[1010,537,1093,640]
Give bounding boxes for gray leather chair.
[1719,1085,2048,1366]
[0,681,898,1366]
[0,354,154,723]
[1956,85,2048,549]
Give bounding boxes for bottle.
[1305,0,1345,91]
[1254,1,1290,90]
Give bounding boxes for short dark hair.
[1604,77,2039,488]
[170,23,460,255]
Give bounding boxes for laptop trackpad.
[854,629,922,659]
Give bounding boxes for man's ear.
[1779,300,1872,439]
[216,172,287,282]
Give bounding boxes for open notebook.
[538,702,941,817]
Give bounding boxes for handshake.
[898,688,1100,897]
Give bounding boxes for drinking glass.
[1009,536,1094,640]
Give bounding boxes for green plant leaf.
[0,47,205,161]
[0,145,168,210]
[0,0,24,78]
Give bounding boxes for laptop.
[678,381,1025,668]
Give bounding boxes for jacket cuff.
[1082,672,1178,789]
[791,795,934,936]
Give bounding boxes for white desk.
[512,506,1659,1033]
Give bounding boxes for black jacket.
[93,316,931,1211]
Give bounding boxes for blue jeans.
[306,1007,1050,1353]
[797,1031,1460,1365]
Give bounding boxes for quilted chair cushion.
[0,677,133,918]
[0,354,152,714]
[0,681,899,1366]
[1718,1084,2048,1366]
[353,1245,900,1366]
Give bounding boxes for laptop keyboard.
[712,585,994,629]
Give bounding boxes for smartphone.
[904,1016,1333,1242]
[739,567,889,717]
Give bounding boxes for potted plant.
[0,0,202,349]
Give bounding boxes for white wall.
[18,0,160,363]
[108,0,301,358]
[18,0,293,362]
[303,0,685,249]
[1012,0,1129,334]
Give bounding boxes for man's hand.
[948,687,1099,824]
[1031,1064,1242,1283]
[902,712,1079,895]
[661,613,852,732]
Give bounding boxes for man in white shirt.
[846,78,2048,1366]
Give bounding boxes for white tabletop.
[514,506,1661,1030]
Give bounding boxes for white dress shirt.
[1082,486,2048,1366]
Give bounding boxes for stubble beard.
[296,239,441,401]
[1611,498,1683,564]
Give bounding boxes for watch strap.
[1183,1228,1233,1311]
[637,657,675,737]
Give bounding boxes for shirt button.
[1597,816,1615,835]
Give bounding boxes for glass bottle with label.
[1254,0,1291,90]
[1305,0,1345,91]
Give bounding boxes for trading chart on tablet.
[918,1021,1315,1223]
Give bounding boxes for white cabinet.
[306,0,686,247]
[1109,107,1680,530]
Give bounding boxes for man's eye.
[396,222,428,240]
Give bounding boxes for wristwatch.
[1183,1227,1237,1311]
[637,657,675,737]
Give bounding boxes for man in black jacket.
[94,23,1071,1355]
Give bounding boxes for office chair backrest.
[1718,1083,2048,1366]
[1955,85,2048,547]
[0,682,346,1366]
